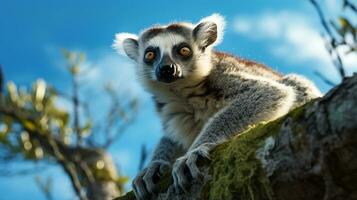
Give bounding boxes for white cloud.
[233,18,252,35]
[80,51,146,98]
[325,0,338,11]
[233,11,357,82]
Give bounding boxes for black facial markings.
[143,46,160,65]
[172,43,193,61]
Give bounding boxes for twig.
[49,87,92,121]
[72,75,82,146]
[343,0,357,13]
[102,116,135,148]
[309,0,346,79]
[35,176,54,200]
[138,144,148,171]
[101,86,138,148]
[314,71,336,86]
[0,106,88,200]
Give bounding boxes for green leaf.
[70,65,80,75]
[338,17,355,37]
[22,120,36,131]
[80,120,92,137]
[34,79,47,103]
[7,81,18,103]
[116,176,129,185]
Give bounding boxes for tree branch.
[343,0,357,13]
[115,73,357,200]
[0,106,88,200]
[309,0,346,79]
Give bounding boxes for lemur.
[114,14,322,200]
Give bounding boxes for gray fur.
[114,13,322,199]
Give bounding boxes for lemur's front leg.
[172,81,296,192]
[133,136,185,200]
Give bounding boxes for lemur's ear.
[113,33,139,61]
[193,13,225,49]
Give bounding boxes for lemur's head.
[113,14,225,86]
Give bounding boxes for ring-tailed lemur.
[114,14,322,199]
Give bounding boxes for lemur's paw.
[133,160,171,200]
[172,145,211,193]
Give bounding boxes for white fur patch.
[112,33,138,56]
[146,34,186,58]
[197,13,226,46]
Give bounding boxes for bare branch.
[343,0,357,13]
[309,0,346,79]
[138,144,148,171]
[35,176,54,200]
[102,116,135,149]
[0,106,88,200]
[101,84,138,148]
[314,71,336,86]
[72,75,82,146]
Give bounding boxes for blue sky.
[1,0,356,199]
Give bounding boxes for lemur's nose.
[161,64,175,77]
[156,64,181,83]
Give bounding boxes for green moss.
[207,119,283,200]
[206,103,313,200]
[114,172,172,200]
[115,102,314,200]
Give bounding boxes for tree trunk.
[74,148,121,200]
[115,74,357,200]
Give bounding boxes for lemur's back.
[211,51,321,107]
[212,51,282,80]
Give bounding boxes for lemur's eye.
[144,51,155,62]
[178,47,191,57]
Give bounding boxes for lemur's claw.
[172,146,210,193]
[132,160,171,200]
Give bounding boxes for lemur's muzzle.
[156,55,182,83]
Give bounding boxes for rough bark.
[79,148,120,200]
[115,74,357,200]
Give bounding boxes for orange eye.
[144,51,155,62]
[178,47,191,57]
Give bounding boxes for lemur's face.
[114,14,225,84]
